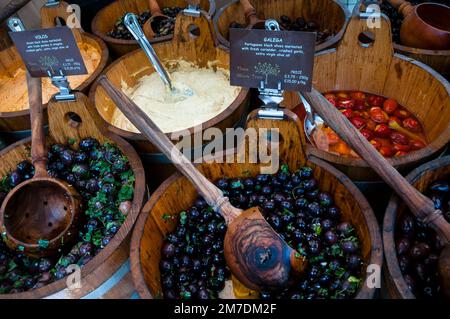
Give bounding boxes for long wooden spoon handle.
[98,76,240,223]
[27,73,47,178]
[386,0,414,16]
[148,0,163,15]
[302,89,450,242]
[240,0,258,23]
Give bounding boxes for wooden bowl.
[129,109,383,299]
[357,1,450,79]
[213,0,350,52]
[91,0,215,58]
[0,32,108,134]
[383,155,450,298]
[304,13,450,181]
[0,93,145,298]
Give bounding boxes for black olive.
[197,288,209,299]
[101,235,113,248]
[164,289,179,299]
[85,178,100,193]
[216,178,229,189]
[295,197,309,209]
[60,149,75,166]
[307,202,321,217]
[79,243,93,256]
[72,164,89,179]
[280,213,294,225]
[341,240,358,254]
[38,258,53,272]
[399,214,415,238]
[256,174,271,184]
[413,263,427,282]
[74,151,88,164]
[347,254,362,270]
[260,291,272,299]
[192,259,201,272]
[160,259,172,273]
[16,160,33,176]
[161,243,176,259]
[162,275,174,289]
[324,230,338,245]
[318,192,333,207]
[409,243,430,260]
[269,214,282,230]
[308,239,321,255]
[79,138,99,151]
[9,171,21,187]
[321,219,334,231]
[429,180,449,195]
[291,173,302,186]
[280,200,294,211]
[51,144,66,154]
[396,237,411,255]
[337,222,353,236]
[295,218,307,231]
[291,229,304,242]
[303,178,318,191]
[194,198,207,210]
[398,255,410,273]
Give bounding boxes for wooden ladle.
[0,74,81,258]
[302,88,450,298]
[387,0,450,50]
[142,0,171,39]
[98,76,307,291]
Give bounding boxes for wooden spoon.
[302,88,450,298]
[142,0,171,39]
[98,76,307,291]
[240,0,265,30]
[387,0,450,50]
[0,74,81,258]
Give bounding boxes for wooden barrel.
[0,93,146,298]
[212,0,350,52]
[130,109,383,299]
[90,12,250,186]
[383,156,450,299]
[357,0,450,79]
[91,0,215,58]
[0,2,109,138]
[305,12,450,181]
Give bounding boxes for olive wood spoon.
[387,0,450,50]
[302,88,450,298]
[240,0,265,30]
[0,74,81,258]
[142,0,170,39]
[99,76,307,291]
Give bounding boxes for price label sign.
[230,28,315,91]
[9,26,87,77]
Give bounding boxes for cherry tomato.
[379,146,394,157]
[391,132,409,145]
[383,98,398,114]
[370,107,389,123]
[374,124,391,137]
[340,109,353,119]
[388,116,402,126]
[360,128,374,140]
[403,117,421,133]
[367,95,384,107]
[350,116,367,129]
[337,99,355,110]
[354,99,366,110]
[410,139,426,150]
[394,109,411,119]
[393,143,411,152]
[350,92,366,100]
[366,119,377,131]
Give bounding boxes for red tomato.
[367,95,384,107]
[383,98,398,114]
[374,124,391,137]
[379,146,394,157]
[394,109,411,119]
[410,139,426,150]
[350,116,367,129]
[354,99,366,110]
[370,107,389,123]
[337,99,355,110]
[366,119,377,131]
[360,128,374,140]
[391,132,409,145]
[340,109,353,118]
[351,92,366,100]
[403,117,421,133]
[393,143,411,152]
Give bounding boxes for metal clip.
[45,0,60,7]
[48,70,75,101]
[183,4,201,17]
[257,19,284,120]
[7,17,25,32]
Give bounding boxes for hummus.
[111,60,240,134]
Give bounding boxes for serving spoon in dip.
[123,13,194,99]
[99,76,308,291]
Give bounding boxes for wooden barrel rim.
[212,0,350,52]
[383,155,450,299]
[306,49,450,170]
[88,48,250,142]
[91,0,216,47]
[0,128,146,299]
[130,155,383,299]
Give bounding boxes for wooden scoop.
[98,76,307,291]
[0,74,81,258]
[142,0,171,39]
[387,0,450,50]
[302,88,450,298]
